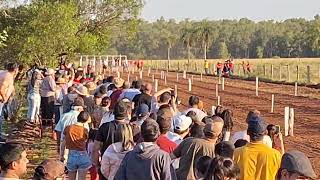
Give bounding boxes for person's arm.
[92,140,102,166]
[273,133,285,154]
[161,154,175,180]
[114,154,128,180]
[100,154,112,179]
[49,76,56,92]
[59,139,66,162]
[153,87,172,98]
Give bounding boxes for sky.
[141,0,320,22]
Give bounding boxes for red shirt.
[156,134,177,153]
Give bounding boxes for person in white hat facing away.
[40,68,56,124]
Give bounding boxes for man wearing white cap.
[40,68,56,122]
[167,115,192,145]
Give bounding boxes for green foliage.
[256,46,264,59]
[216,41,229,59]
[0,30,8,48]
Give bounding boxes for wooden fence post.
[271,64,274,79]
[307,65,311,83]
[296,65,299,81]
[271,94,274,113]
[284,107,290,136]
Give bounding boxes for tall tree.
[195,20,216,60]
[181,26,195,65]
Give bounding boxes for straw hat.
[76,86,89,96]
[45,68,55,75]
[56,77,66,84]
[114,78,125,88]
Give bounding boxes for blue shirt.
[119,89,141,101]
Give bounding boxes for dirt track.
[122,69,320,175]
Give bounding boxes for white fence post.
[183,71,186,79]
[188,78,192,92]
[284,107,290,136]
[294,82,298,96]
[289,108,294,136]
[271,94,274,113]
[215,84,219,97]
[217,96,221,106]
[256,77,259,96]
[154,79,158,93]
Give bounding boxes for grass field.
[144,58,320,84]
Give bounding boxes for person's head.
[196,156,212,179]
[67,86,77,94]
[99,85,107,95]
[202,116,213,124]
[267,124,277,139]
[215,105,224,117]
[173,115,192,135]
[156,106,173,121]
[114,101,131,121]
[277,150,317,180]
[122,81,130,89]
[77,111,91,124]
[134,80,142,89]
[136,104,150,120]
[234,139,248,148]
[75,71,83,79]
[188,95,199,107]
[108,84,116,91]
[214,141,235,158]
[114,78,125,89]
[79,77,86,84]
[246,109,261,123]
[72,97,85,111]
[190,121,205,138]
[159,92,171,104]
[33,159,66,180]
[144,83,153,95]
[186,111,198,122]
[221,109,233,131]
[106,76,114,83]
[203,117,224,141]
[204,156,240,180]
[0,143,28,178]
[6,62,18,74]
[101,96,111,108]
[141,119,160,142]
[93,93,103,106]
[247,116,267,142]
[114,124,134,151]
[156,116,171,134]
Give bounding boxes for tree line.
[110,16,320,61]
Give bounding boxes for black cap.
[281,150,317,179]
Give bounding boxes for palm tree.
[195,20,216,60]
[164,32,177,70]
[181,27,195,66]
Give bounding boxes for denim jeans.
[67,150,92,172]
[0,102,4,134]
[27,93,41,122]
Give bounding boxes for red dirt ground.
[121,69,320,176]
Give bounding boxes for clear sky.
[141,0,320,22]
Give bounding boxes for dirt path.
[122,69,320,175]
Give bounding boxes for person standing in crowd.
[100,124,134,180]
[171,118,224,180]
[0,63,18,140]
[267,124,285,154]
[87,129,99,180]
[0,143,29,179]
[204,156,240,180]
[276,150,317,180]
[61,111,92,180]
[27,69,43,123]
[119,80,141,101]
[110,78,125,109]
[55,97,86,156]
[234,116,282,180]
[76,86,95,115]
[54,77,67,125]
[92,101,132,174]
[184,96,207,122]
[167,115,192,145]
[195,156,212,180]
[204,60,209,75]
[220,109,233,141]
[40,68,56,123]
[33,159,66,180]
[62,86,78,113]
[216,61,223,76]
[114,119,174,180]
[132,83,153,112]
[156,116,177,153]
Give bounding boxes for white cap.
[173,115,192,131]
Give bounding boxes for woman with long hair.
[204,156,240,180]
[220,109,234,141]
[27,70,43,123]
[100,123,134,180]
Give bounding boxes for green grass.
[144,58,320,84]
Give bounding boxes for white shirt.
[184,108,207,122]
[231,130,273,148]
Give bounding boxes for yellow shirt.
[204,61,209,69]
[234,142,282,180]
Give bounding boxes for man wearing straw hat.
[110,77,125,109]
